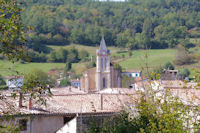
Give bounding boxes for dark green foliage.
[0,0,26,61]
[0,85,8,90]
[174,45,196,65]
[47,47,81,63]
[18,0,199,49]
[56,48,68,63]
[177,68,190,79]
[0,74,7,90]
[67,47,79,63]
[22,50,47,62]
[0,75,6,86]
[0,75,7,90]
[65,62,72,71]
[122,75,133,88]
[60,78,70,87]
[86,61,96,69]
[164,62,174,70]
[78,50,89,61]
[113,63,122,73]
[23,69,55,103]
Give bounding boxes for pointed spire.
[99,35,107,52]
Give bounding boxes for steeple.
[99,35,107,52]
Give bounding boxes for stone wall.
[76,113,116,133]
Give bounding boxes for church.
[81,36,122,92]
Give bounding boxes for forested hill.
[19,0,199,51]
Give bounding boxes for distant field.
[49,44,123,56]
[71,62,87,75]
[0,60,65,77]
[118,49,176,70]
[0,45,199,78]
[117,49,200,77]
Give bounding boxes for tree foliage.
[174,45,196,65]
[90,81,200,132]
[60,77,70,87]
[0,0,26,61]
[164,61,174,70]
[17,0,200,49]
[177,68,190,80]
[22,69,55,105]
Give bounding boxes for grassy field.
[49,44,123,56]
[118,49,176,70]
[0,44,199,78]
[0,60,65,77]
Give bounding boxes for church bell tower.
[96,35,111,91]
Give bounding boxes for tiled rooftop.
[1,83,200,116]
[0,87,139,115]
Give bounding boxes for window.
[19,119,27,131]
[105,58,107,69]
[103,78,106,88]
[101,58,103,70]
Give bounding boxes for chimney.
[19,92,23,108]
[27,98,32,110]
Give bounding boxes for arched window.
[103,78,106,88]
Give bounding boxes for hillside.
[1,45,199,78]
[18,0,199,52]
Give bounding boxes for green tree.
[48,51,57,62]
[90,80,200,132]
[164,61,174,70]
[0,75,7,90]
[0,0,25,60]
[23,69,54,105]
[60,78,70,87]
[122,75,133,88]
[177,68,190,80]
[174,45,195,65]
[113,63,122,73]
[0,75,6,86]
[67,47,79,63]
[78,50,89,61]
[55,48,68,63]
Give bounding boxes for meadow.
[49,44,122,56]
[0,44,199,78]
[0,60,65,77]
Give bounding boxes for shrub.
[0,85,8,90]
[177,68,190,80]
[164,62,174,70]
[60,78,70,87]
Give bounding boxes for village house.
[6,76,24,90]
[121,70,142,78]
[162,69,179,80]
[70,79,81,89]
[0,87,137,133]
